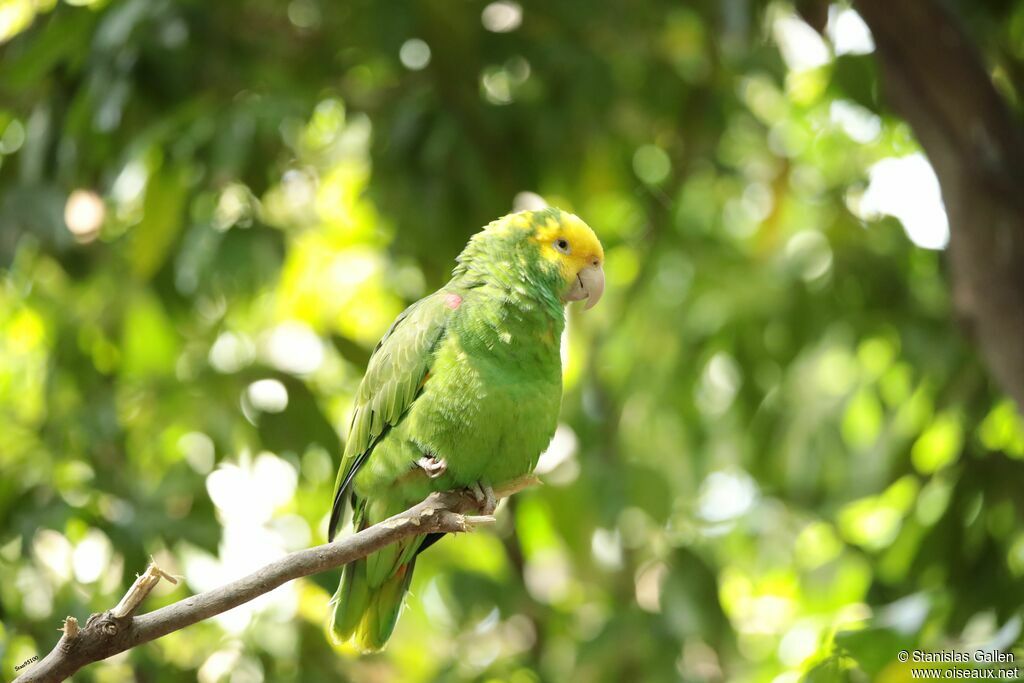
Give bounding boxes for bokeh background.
[2,1,1024,681]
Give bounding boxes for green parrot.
[326,207,605,651]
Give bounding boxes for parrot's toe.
[416,455,448,478]
[469,481,497,516]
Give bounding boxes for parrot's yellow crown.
[496,208,604,283]
[457,207,606,310]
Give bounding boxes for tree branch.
[15,476,540,683]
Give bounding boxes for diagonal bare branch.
[15,476,540,683]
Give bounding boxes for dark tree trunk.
[854,0,1024,408]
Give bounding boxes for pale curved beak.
[561,263,605,310]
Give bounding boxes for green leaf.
[130,165,188,280]
[911,413,963,474]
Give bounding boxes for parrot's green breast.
[350,285,563,504]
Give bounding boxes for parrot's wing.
[328,292,454,540]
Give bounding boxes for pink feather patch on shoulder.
[444,293,463,310]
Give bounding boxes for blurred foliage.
[2,1,1024,682]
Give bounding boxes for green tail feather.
[330,554,418,652]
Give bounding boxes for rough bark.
[854,0,1024,408]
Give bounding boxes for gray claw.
[416,455,448,479]
[469,481,497,516]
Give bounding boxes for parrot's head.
[456,207,605,310]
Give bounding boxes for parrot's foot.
[416,455,448,479]
[468,481,497,516]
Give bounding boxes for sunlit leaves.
[979,400,1024,458]
[632,144,671,185]
[120,291,180,378]
[838,476,919,551]
[841,389,882,450]
[0,0,53,44]
[0,301,49,425]
[129,166,189,280]
[911,413,963,474]
[914,476,953,526]
[278,237,404,345]
[795,522,843,570]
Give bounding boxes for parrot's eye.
[554,238,571,254]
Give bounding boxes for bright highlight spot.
[192,452,300,633]
[246,379,289,413]
[198,648,240,683]
[0,118,25,153]
[535,423,578,475]
[33,529,73,583]
[481,1,522,33]
[481,67,513,104]
[696,352,742,416]
[399,38,431,70]
[207,452,298,524]
[209,331,255,373]
[858,153,949,250]
[591,528,623,569]
[785,230,833,282]
[72,529,113,584]
[828,7,874,56]
[179,431,216,474]
[480,58,529,105]
[287,0,320,29]
[635,561,668,612]
[535,423,580,485]
[64,189,105,242]
[111,160,148,205]
[513,191,547,211]
[773,14,830,72]
[213,184,252,231]
[0,1,35,43]
[524,548,571,603]
[698,469,758,523]
[829,100,881,144]
[778,621,821,666]
[262,321,324,375]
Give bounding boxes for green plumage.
[328,208,595,651]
